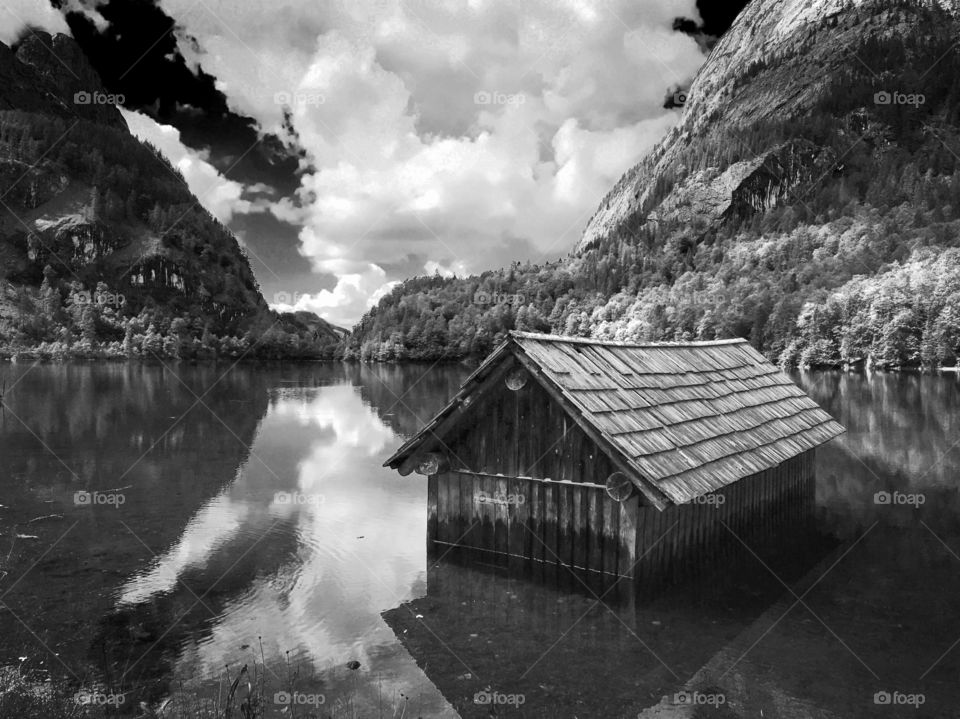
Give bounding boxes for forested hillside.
[0,32,342,360]
[346,0,960,369]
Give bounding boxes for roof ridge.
[508,331,750,348]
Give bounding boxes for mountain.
[283,309,349,344]
[0,32,127,130]
[578,0,959,250]
[347,0,960,369]
[0,32,342,360]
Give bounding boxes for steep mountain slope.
[0,32,126,129]
[347,0,960,369]
[0,32,341,359]
[578,0,960,250]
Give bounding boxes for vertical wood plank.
[480,475,496,554]
[427,473,438,554]
[573,485,586,570]
[448,475,461,547]
[603,493,620,578]
[487,392,499,473]
[509,477,527,563]
[436,474,449,545]
[558,417,569,482]
[517,380,529,475]
[527,480,542,564]
[495,476,509,562]
[503,389,517,477]
[676,502,690,582]
[659,506,674,584]
[720,486,731,560]
[617,495,638,580]
[474,394,486,473]
[635,505,651,585]
[587,488,603,576]
[464,473,480,549]
[764,469,771,541]
[559,482,573,569]
[574,430,587,484]
[543,481,558,568]
[460,472,474,548]
[541,389,554,480]
[656,505,671,590]
[696,501,708,577]
[646,506,662,587]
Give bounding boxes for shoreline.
[1,353,957,373]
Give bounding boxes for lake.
[0,363,959,718]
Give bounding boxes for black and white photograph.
[1,0,959,716]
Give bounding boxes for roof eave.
[382,336,517,470]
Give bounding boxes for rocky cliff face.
[577,0,960,252]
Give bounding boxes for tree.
[79,304,97,345]
[122,323,137,357]
[141,324,162,356]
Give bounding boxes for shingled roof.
[385,331,844,507]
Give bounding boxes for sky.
[4,0,748,328]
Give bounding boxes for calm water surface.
[0,363,958,718]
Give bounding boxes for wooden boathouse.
[384,331,844,582]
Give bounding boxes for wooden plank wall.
[432,470,638,580]
[631,448,817,585]
[429,449,817,584]
[441,366,617,485]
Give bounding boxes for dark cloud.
[50,0,303,194]
[667,0,749,107]
[674,0,750,52]
[694,0,752,37]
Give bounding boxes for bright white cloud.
[114,387,450,717]
[159,0,706,326]
[270,262,399,328]
[121,108,263,224]
[424,259,468,278]
[0,0,71,44]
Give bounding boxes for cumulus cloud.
[155,0,707,325]
[121,108,267,224]
[424,259,468,278]
[270,262,399,329]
